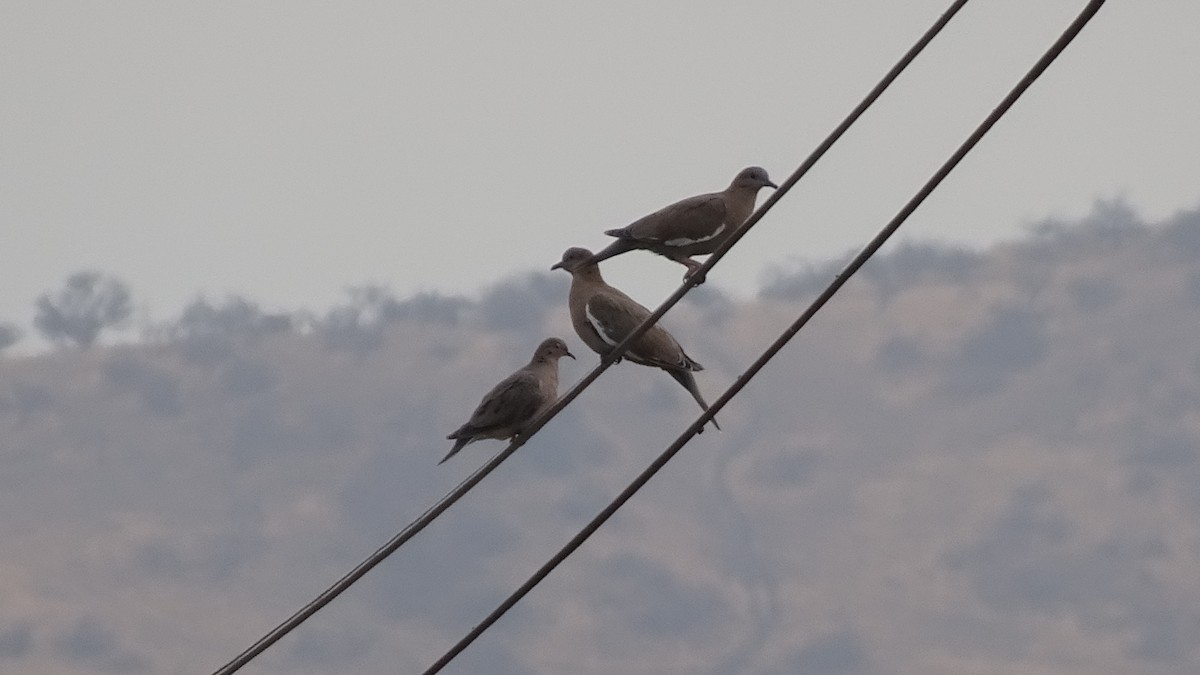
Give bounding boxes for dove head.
[731,166,778,191]
[550,247,597,274]
[534,337,575,362]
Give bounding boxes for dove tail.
[439,433,472,465]
[589,238,636,265]
[666,368,720,431]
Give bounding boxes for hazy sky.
[4,1,1197,328]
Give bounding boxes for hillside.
[1,203,1199,674]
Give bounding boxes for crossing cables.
[211,2,973,673]
[423,0,1107,672]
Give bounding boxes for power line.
[422,1,1107,672]
[210,2,971,673]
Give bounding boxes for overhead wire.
[211,2,972,673]
[422,0,1108,671]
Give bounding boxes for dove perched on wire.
[441,337,575,464]
[552,247,719,431]
[589,166,777,283]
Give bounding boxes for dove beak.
[765,179,779,189]
[565,350,576,360]
[550,261,564,271]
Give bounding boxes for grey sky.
[4,1,1197,330]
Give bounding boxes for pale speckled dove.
[589,166,777,283]
[441,337,575,464]
[552,247,719,431]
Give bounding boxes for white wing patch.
[585,303,620,347]
[663,223,725,247]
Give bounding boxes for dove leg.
[661,253,706,284]
[680,258,707,285]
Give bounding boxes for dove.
[590,166,777,282]
[441,337,574,464]
[552,247,718,430]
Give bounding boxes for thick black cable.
[210,3,969,673]
[423,1,1107,672]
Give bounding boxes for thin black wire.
[423,1,1107,672]
[209,3,970,673]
